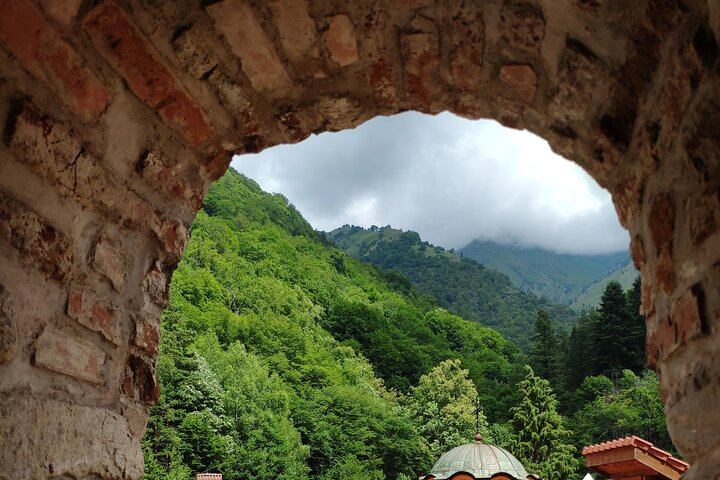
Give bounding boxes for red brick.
[133,316,159,355]
[647,290,702,367]
[368,58,396,106]
[67,287,122,345]
[83,1,215,146]
[649,194,675,249]
[401,28,440,108]
[499,64,538,103]
[35,326,106,384]
[92,236,126,291]
[689,192,720,246]
[324,15,358,67]
[207,0,292,92]
[0,192,73,281]
[0,0,110,120]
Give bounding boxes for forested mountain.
[144,169,671,480]
[571,262,638,310]
[459,239,633,306]
[144,169,525,480]
[327,225,576,350]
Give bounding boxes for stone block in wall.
[368,58,397,107]
[0,192,73,281]
[5,102,169,240]
[324,15,359,67]
[401,16,441,109]
[270,0,324,77]
[498,3,545,53]
[206,0,292,93]
[133,314,159,355]
[67,285,122,345]
[121,353,158,403]
[449,2,484,93]
[0,395,143,478]
[649,194,675,249]
[689,192,720,247]
[142,260,170,308]
[647,289,704,368]
[499,64,537,103]
[0,285,17,364]
[317,97,362,131]
[6,103,84,195]
[135,149,204,215]
[92,235,127,292]
[34,325,106,384]
[549,40,607,124]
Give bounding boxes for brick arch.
[0,1,718,478]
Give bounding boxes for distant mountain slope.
[571,262,638,310]
[327,225,577,350]
[459,240,631,307]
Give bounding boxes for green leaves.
[408,359,487,459]
[509,366,579,480]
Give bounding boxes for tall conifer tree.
[529,310,560,386]
[510,366,578,480]
[625,275,646,372]
[592,281,634,377]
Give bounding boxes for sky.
[231,112,629,255]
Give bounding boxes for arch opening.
[0,1,719,479]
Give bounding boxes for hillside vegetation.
[460,239,631,306]
[143,170,524,480]
[328,225,576,350]
[143,169,671,480]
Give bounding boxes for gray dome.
[427,442,529,479]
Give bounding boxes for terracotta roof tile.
[582,436,689,473]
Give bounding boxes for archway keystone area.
[0,0,719,478]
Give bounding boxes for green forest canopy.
[143,169,671,480]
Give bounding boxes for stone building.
[1,1,720,479]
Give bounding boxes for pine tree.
[510,365,578,480]
[529,310,560,387]
[592,281,634,377]
[625,275,646,373]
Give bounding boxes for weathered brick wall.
[0,0,718,478]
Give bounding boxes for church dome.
[426,440,529,479]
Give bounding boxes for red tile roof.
[582,436,689,473]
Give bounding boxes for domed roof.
[427,441,529,479]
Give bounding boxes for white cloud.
[232,112,629,255]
